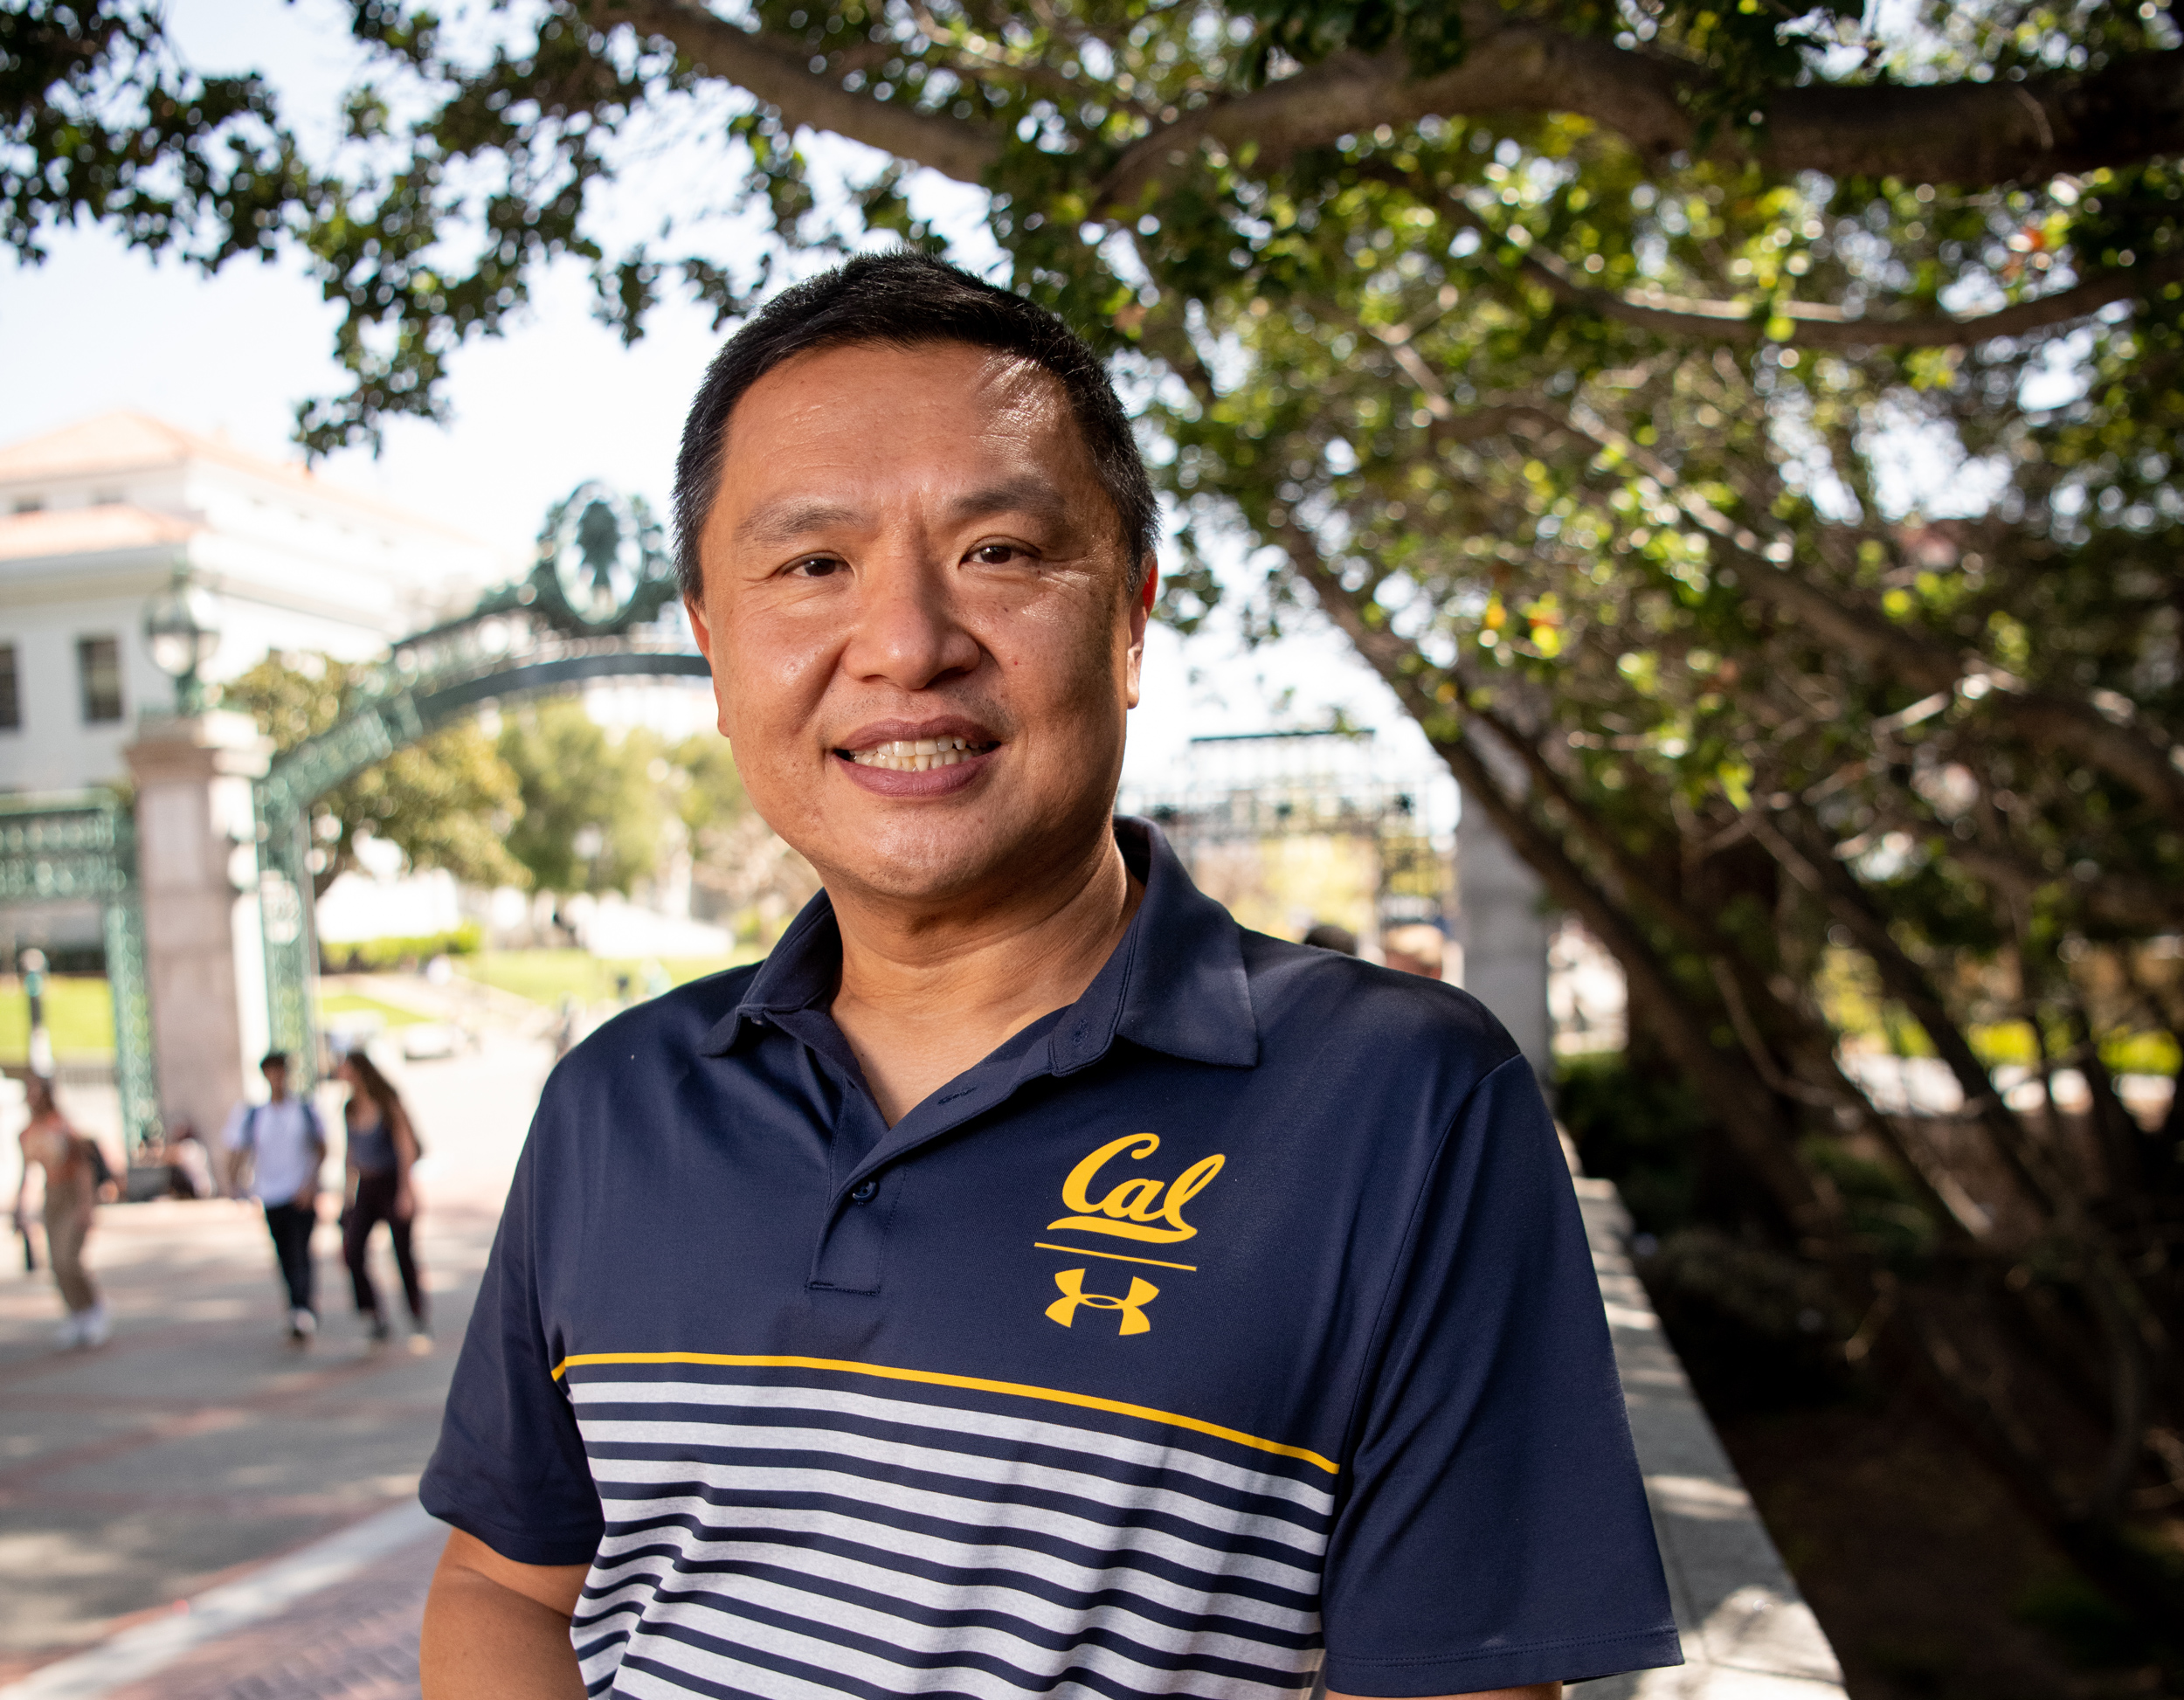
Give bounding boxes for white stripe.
[579,1416,1322,1554]
[605,1586,1314,1700]
[584,1499,1318,1631]
[588,1458,1323,1593]
[568,1377,1334,1514]
[572,1534,1317,1664]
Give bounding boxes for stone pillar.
[126,712,271,1143]
[1456,779,1554,1084]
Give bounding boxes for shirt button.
[850,1178,879,1204]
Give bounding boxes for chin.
[820,801,1083,906]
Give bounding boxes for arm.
[420,1530,586,1699]
[297,1107,327,1212]
[391,1104,420,1217]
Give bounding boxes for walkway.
[2,1033,1842,1698]
[0,1032,547,1696]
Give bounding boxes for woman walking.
[336,1049,431,1350]
[12,1078,110,1348]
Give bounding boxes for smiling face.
[685,340,1152,911]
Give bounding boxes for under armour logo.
[1045,1268,1159,1337]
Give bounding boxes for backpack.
[76,1134,114,1191]
[241,1100,326,1150]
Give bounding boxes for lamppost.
[142,570,223,715]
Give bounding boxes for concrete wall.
[1571,1177,1847,1699]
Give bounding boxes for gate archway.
[252,483,710,1084]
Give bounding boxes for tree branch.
[1525,402,2184,830]
[1389,168,2184,349]
[606,0,1000,183]
[1098,10,2184,208]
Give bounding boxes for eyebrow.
[734,498,863,548]
[732,478,1075,549]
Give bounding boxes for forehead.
[714,340,1100,505]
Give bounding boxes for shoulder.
[1237,929,1522,1082]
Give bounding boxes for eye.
[967,541,1035,568]
[785,554,845,579]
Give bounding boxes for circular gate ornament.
[535,481,673,634]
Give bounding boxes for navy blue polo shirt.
[423,819,1679,1698]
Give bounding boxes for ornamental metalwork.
[252,481,706,1085]
[1124,730,1450,930]
[0,793,159,1151]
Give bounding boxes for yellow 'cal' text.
[1047,1133,1225,1245]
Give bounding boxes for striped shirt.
[424,820,1679,1697]
[566,1358,1330,1697]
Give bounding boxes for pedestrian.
[223,1050,326,1344]
[418,253,1677,1700]
[336,1047,431,1351]
[12,1077,111,1348]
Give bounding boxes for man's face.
[686,340,1152,908]
[262,1061,287,1097]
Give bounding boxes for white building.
[0,411,501,795]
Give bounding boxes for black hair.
[672,251,1156,599]
[342,1047,411,1142]
[260,1050,289,1070]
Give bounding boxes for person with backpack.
[223,1050,327,1344]
[335,1047,431,1351]
[11,1075,111,1348]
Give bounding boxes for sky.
[0,0,1455,821]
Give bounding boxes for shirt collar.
[700,817,1258,1072]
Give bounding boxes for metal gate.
[253,482,707,1086]
[0,794,158,1150]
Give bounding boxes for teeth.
[847,736,984,771]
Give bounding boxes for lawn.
[0,979,440,1062]
[454,948,761,1008]
[0,975,116,1061]
[317,990,431,1029]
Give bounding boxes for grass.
[0,975,116,1061]
[317,990,431,1029]
[454,948,761,1008]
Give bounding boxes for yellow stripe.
[551,1351,1337,1475]
[1033,1242,1199,1272]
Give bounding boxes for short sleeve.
[418,1123,603,1566]
[1320,1055,1682,1696]
[222,1105,250,1151]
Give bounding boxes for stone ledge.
[1570,1176,1846,1700]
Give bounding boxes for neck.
[827,827,1142,1126]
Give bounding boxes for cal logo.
[1047,1133,1225,1245]
[1046,1269,1159,1336]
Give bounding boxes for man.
[420,253,1680,1699]
[224,1050,326,1344]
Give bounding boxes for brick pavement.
[0,1033,544,1690]
[98,1529,440,1700]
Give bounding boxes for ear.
[1123,556,1155,709]
[685,591,734,739]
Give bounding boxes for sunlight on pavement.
[0,1031,552,1693]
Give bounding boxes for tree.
[17,0,2184,1631]
[224,651,525,896]
[673,732,822,940]
[497,696,666,897]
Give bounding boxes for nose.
[840,547,982,691]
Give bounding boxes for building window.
[77,636,123,724]
[0,645,17,731]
